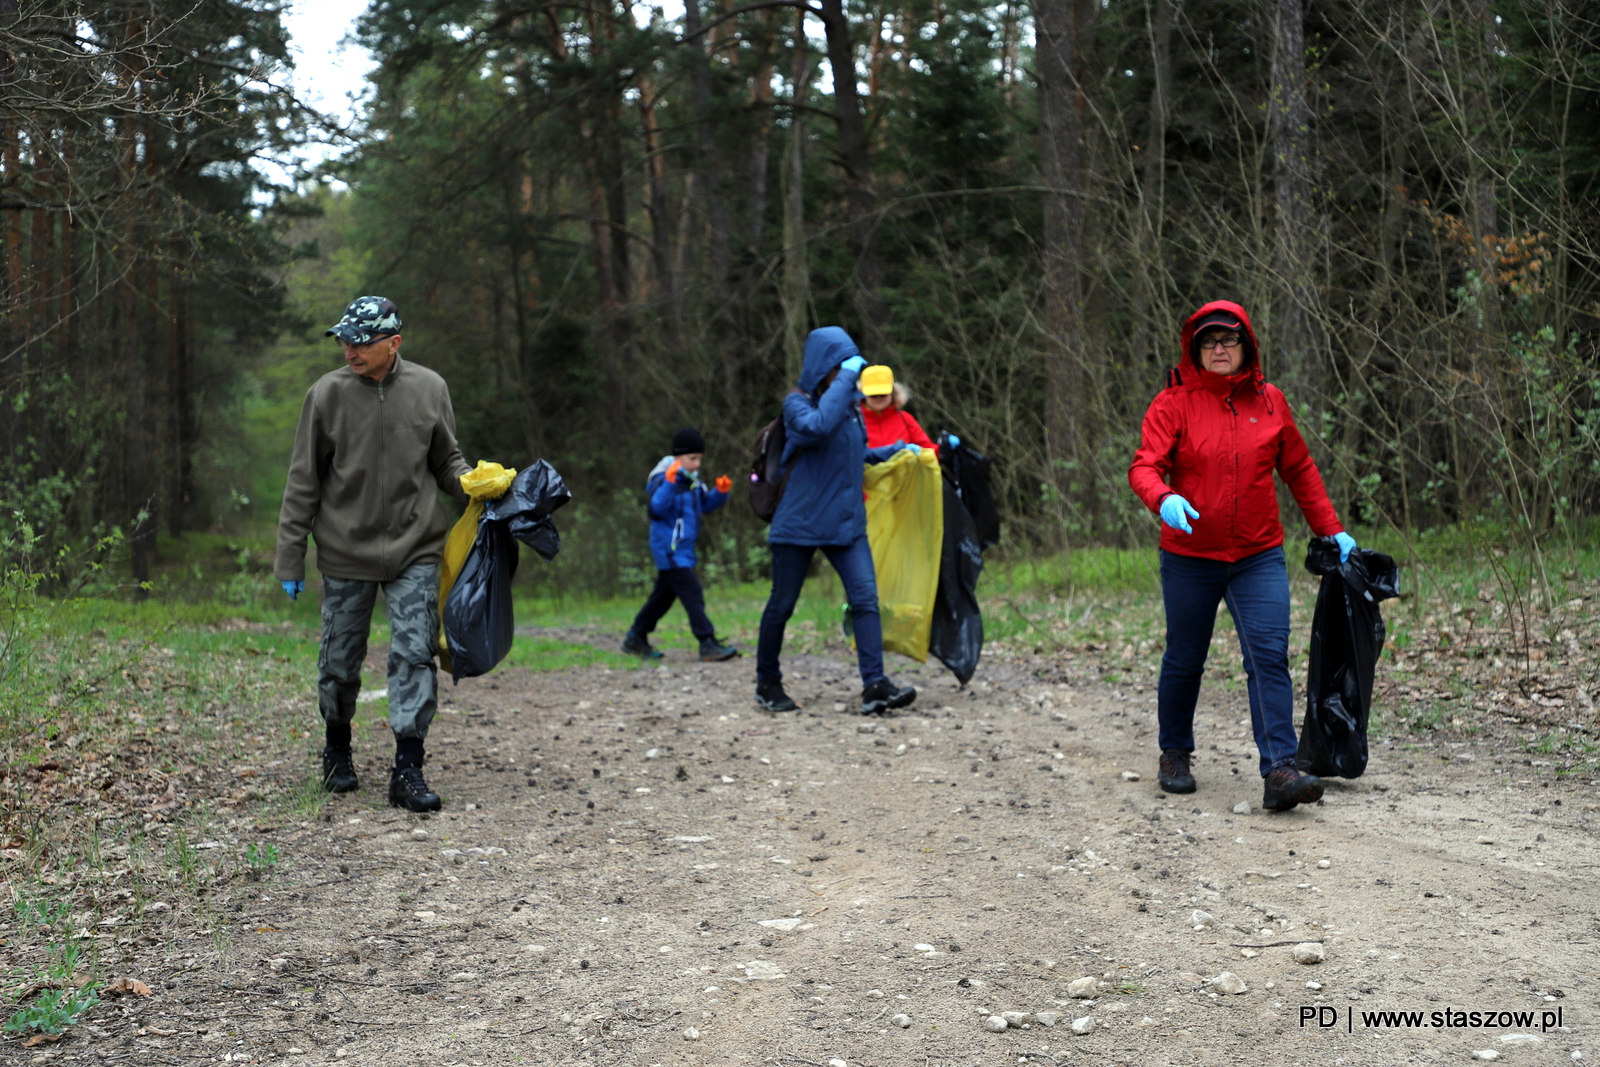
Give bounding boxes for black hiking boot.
[388,766,442,813]
[699,636,740,662]
[861,677,917,715]
[755,680,798,713]
[621,630,664,660]
[1262,765,1323,811]
[321,745,359,793]
[1158,749,1196,794]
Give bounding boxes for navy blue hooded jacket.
[769,327,869,546]
[645,456,729,569]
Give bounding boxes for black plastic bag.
[443,516,519,681]
[940,435,1000,549]
[444,459,574,681]
[491,460,573,561]
[929,479,985,684]
[1296,536,1401,778]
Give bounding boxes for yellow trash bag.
[863,447,943,662]
[439,461,518,662]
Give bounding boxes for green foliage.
[243,842,282,877]
[4,981,101,1038]
[5,900,100,1037]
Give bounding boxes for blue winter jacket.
[645,456,729,570]
[769,327,870,546]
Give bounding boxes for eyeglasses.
[1198,334,1242,351]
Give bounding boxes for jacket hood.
[799,326,860,394]
[1178,301,1262,384]
[646,454,675,488]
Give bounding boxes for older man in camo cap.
[275,296,473,813]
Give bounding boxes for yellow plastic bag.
[439,461,518,661]
[460,460,517,503]
[863,448,943,662]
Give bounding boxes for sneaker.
[321,745,359,793]
[755,681,798,712]
[861,677,917,715]
[388,766,442,813]
[1262,765,1323,811]
[699,636,739,662]
[621,630,663,660]
[1158,750,1196,794]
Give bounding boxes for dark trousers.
[1157,545,1298,777]
[756,537,884,687]
[631,567,716,642]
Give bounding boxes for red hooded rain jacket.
[861,403,938,456]
[1128,301,1343,562]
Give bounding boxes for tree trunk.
[747,11,778,249]
[684,0,739,409]
[1464,0,1501,336]
[637,74,676,317]
[1035,0,1089,490]
[1136,0,1174,370]
[168,276,194,538]
[781,18,812,383]
[1269,0,1318,402]
[818,0,888,351]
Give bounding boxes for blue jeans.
[757,537,884,686]
[1158,546,1298,777]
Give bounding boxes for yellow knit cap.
[859,364,894,396]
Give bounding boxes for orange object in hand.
[715,475,733,493]
[665,459,682,483]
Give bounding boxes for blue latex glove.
[1159,494,1199,534]
[281,580,304,601]
[947,434,961,449]
[840,355,867,375]
[1333,531,1357,563]
[905,443,922,455]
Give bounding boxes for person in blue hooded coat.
[755,327,920,715]
[623,426,739,662]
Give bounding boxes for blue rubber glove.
[840,355,867,375]
[1333,531,1357,563]
[947,434,960,449]
[905,443,922,455]
[1159,494,1199,534]
[281,580,303,601]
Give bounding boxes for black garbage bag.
[928,479,985,684]
[443,516,519,682]
[491,459,573,561]
[1296,536,1401,778]
[443,459,574,681]
[940,434,1000,549]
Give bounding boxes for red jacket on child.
[861,403,938,456]
[1128,300,1343,562]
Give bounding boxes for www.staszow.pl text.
[1301,1006,1565,1032]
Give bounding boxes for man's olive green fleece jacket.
[275,356,471,583]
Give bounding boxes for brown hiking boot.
[1262,765,1323,811]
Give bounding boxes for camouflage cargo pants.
[318,561,439,741]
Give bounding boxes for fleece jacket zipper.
[377,375,387,577]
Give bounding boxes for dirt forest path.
[48,645,1599,1067]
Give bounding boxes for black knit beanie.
[671,426,706,455]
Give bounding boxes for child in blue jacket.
[622,427,739,662]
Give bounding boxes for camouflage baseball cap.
[325,296,402,345]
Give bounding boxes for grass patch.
[501,637,640,672]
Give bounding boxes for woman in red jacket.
[859,365,940,458]
[1128,301,1357,811]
